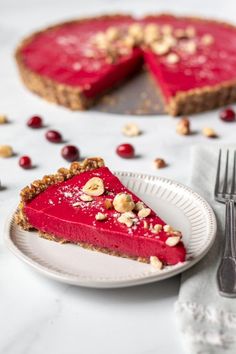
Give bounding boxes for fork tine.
[222,150,229,195]
[230,150,236,195]
[214,149,222,196]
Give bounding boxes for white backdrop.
[1,1,236,353]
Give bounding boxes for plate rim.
[4,171,217,288]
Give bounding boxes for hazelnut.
[106,27,120,41]
[134,201,145,211]
[117,212,135,227]
[151,41,170,56]
[150,256,163,270]
[82,177,105,196]
[95,212,107,221]
[113,193,135,213]
[0,145,13,158]
[0,115,7,124]
[163,225,174,233]
[153,158,167,169]
[185,26,196,38]
[202,127,217,138]
[166,52,180,64]
[138,207,151,219]
[176,118,190,135]
[182,40,196,54]
[80,194,93,202]
[201,34,214,46]
[165,236,181,247]
[104,199,113,209]
[122,123,141,137]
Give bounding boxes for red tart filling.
[18,14,236,107]
[22,165,186,266]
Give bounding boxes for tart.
[16,14,236,115]
[15,157,186,266]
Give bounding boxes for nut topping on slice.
[165,236,181,247]
[163,224,174,233]
[82,177,105,196]
[153,224,163,232]
[117,213,134,227]
[201,34,214,46]
[95,212,107,221]
[122,123,141,137]
[0,145,13,158]
[151,41,170,55]
[166,52,180,64]
[202,127,217,138]
[134,201,145,211]
[150,256,163,270]
[138,207,151,219]
[80,194,93,202]
[104,199,113,209]
[113,193,135,213]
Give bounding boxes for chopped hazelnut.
[122,123,141,137]
[202,127,217,138]
[80,194,93,202]
[166,52,180,64]
[138,207,151,219]
[106,27,120,41]
[113,193,135,213]
[153,158,167,169]
[104,199,113,209]
[163,224,174,233]
[150,256,163,270]
[161,25,173,35]
[0,145,13,158]
[82,177,105,196]
[117,213,134,227]
[201,34,214,46]
[182,40,197,54]
[135,201,145,211]
[95,212,107,221]
[151,41,170,55]
[165,236,181,247]
[176,117,191,135]
[185,26,196,38]
[143,220,149,229]
[153,224,163,232]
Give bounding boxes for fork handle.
[217,199,236,297]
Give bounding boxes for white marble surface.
[1,0,236,353]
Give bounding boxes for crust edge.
[14,157,105,229]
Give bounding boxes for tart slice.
[15,158,186,266]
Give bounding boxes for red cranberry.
[220,108,236,122]
[27,115,43,128]
[61,145,79,162]
[19,156,32,169]
[116,143,135,158]
[45,130,62,143]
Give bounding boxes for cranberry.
[61,145,79,162]
[19,156,32,169]
[220,108,236,122]
[45,130,62,143]
[27,115,43,128]
[116,143,135,158]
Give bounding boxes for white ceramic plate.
[4,172,217,288]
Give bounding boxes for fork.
[215,149,236,297]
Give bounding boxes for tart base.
[38,230,149,263]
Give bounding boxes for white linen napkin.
[176,145,236,354]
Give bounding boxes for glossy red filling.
[24,167,186,265]
[20,15,236,102]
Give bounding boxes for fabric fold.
[176,145,236,354]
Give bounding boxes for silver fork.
[215,149,236,297]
